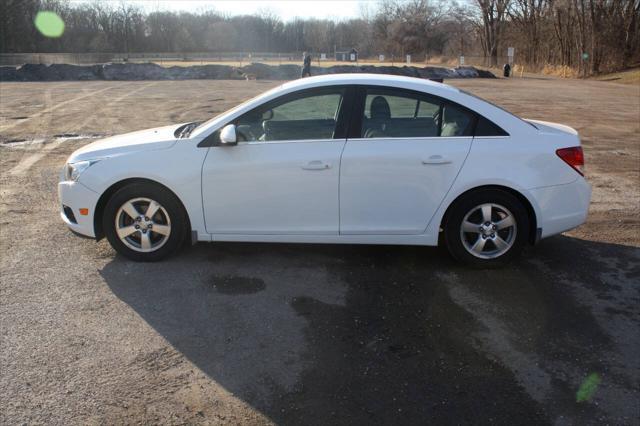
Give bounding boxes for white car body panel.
[339,136,472,234]
[58,73,591,250]
[58,180,99,237]
[70,135,210,239]
[202,139,345,235]
[70,124,181,162]
[529,179,591,238]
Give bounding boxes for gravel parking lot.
[1,77,638,424]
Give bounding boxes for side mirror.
[219,124,237,145]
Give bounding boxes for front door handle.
[301,160,331,170]
[422,155,452,165]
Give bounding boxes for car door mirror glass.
[219,124,237,145]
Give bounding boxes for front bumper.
[530,177,592,239]
[58,180,100,238]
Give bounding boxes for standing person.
[301,51,312,78]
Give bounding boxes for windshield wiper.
[175,121,202,139]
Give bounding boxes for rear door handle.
[422,155,452,165]
[301,160,331,170]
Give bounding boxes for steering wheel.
[236,125,256,142]
[261,119,273,141]
[432,109,442,128]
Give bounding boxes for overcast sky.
[70,1,371,21]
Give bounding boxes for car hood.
[67,124,183,163]
[525,119,579,136]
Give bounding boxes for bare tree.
[508,0,547,65]
[476,0,511,66]
[447,3,476,57]
[621,0,640,68]
[1,0,638,75]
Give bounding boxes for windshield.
[191,84,284,136]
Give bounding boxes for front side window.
[361,88,474,138]
[235,89,344,142]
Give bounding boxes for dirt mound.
[0,62,495,81]
[239,63,301,80]
[1,63,101,81]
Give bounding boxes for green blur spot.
[34,11,65,38]
[576,373,600,402]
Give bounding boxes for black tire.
[443,189,530,268]
[103,182,188,261]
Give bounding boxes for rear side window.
[441,103,474,137]
[360,88,474,138]
[474,116,509,136]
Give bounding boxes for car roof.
[191,73,536,139]
[279,73,460,96]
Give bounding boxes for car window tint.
[474,116,509,136]
[361,89,441,138]
[459,88,535,129]
[441,103,474,137]
[416,100,440,118]
[272,94,342,121]
[236,91,343,142]
[364,94,418,118]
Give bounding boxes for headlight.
[64,160,99,181]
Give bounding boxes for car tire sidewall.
[444,189,530,268]
[103,183,187,262]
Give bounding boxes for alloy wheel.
[115,197,171,253]
[459,203,517,259]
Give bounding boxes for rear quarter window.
[474,116,509,136]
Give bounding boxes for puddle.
[53,133,103,140]
[1,133,103,147]
[1,138,46,146]
[212,275,266,295]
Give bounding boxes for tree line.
[1,0,638,75]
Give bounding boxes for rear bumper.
[530,177,591,239]
[58,180,99,238]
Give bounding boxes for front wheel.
[443,189,530,268]
[103,183,187,261]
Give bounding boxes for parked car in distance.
[59,74,591,267]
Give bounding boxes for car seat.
[364,96,391,138]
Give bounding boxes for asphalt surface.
[1,78,639,425]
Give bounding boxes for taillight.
[556,146,584,176]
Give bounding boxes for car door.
[339,86,474,235]
[202,86,351,235]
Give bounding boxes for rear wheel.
[103,183,187,261]
[444,189,529,268]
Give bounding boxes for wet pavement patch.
[212,275,266,295]
[52,133,104,141]
[280,267,548,425]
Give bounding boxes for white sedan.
[59,74,591,267]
